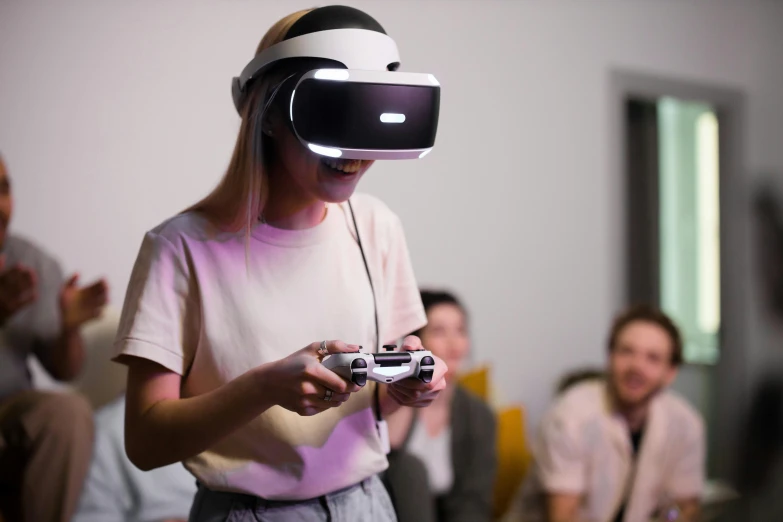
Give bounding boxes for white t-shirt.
[519,380,705,522]
[406,419,454,495]
[113,193,426,500]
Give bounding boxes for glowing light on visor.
[308,143,343,158]
[289,89,295,121]
[314,69,350,81]
[380,113,406,123]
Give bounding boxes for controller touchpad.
[371,353,413,382]
[372,353,412,366]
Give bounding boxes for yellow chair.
[458,364,491,399]
[458,366,531,520]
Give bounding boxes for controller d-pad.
[351,358,367,369]
[419,369,434,383]
[352,373,367,387]
[421,356,434,366]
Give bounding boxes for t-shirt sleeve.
[381,214,426,344]
[668,415,706,499]
[536,411,586,494]
[113,231,198,375]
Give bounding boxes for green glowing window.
[657,98,720,364]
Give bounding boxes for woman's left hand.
[387,335,448,407]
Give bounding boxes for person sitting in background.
[385,289,497,522]
[0,153,109,522]
[519,304,705,522]
[715,183,783,522]
[73,396,197,522]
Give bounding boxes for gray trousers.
[188,475,397,522]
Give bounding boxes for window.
[657,98,720,364]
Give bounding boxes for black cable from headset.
[255,77,383,423]
[347,199,383,423]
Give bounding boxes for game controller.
[322,345,436,387]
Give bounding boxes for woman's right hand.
[262,340,364,416]
[123,340,364,471]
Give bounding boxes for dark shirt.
[613,427,645,522]
[385,385,498,522]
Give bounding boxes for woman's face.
[269,108,375,205]
[420,304,470,379]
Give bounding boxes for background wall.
[1,0,782,444]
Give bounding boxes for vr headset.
[231,6,441,160]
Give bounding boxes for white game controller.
[322,345,436,387]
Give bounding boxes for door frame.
[610,69,748,482]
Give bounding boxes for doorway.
[613,71,746,484]
[626,96,721,366]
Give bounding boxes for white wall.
[1,0,782,433]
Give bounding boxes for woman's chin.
[316,185,360,204]
[316,169,365,202]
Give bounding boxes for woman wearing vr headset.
[112,5,446,522]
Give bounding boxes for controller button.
[383,344,397,351]
[421,356,435,366]
[352,373,367,387]
[351,358,367,369]
[419,369,434,383]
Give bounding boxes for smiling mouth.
[321,157,364,174]
[623,376,646,389]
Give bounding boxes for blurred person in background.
[717,183,783,522]
[0,152,109,522]
[555,368,605,396]
[385,289,497,522]
[519,305,705,522]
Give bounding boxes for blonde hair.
[186,8,313,236]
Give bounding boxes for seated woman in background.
[385,290,497,522]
